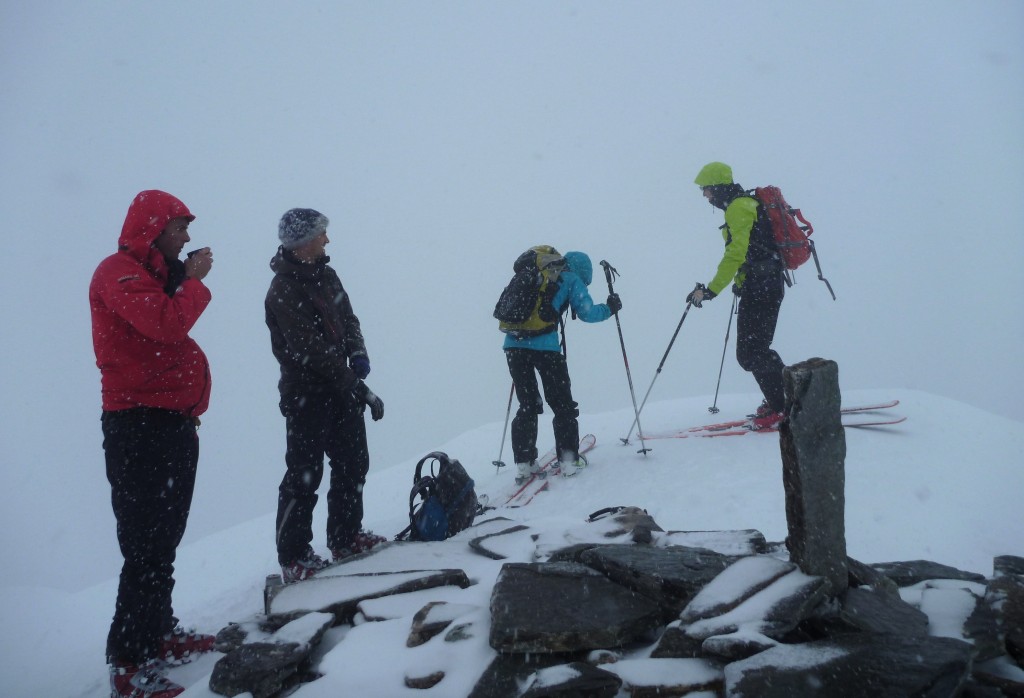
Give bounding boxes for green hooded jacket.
[708,196,759,295]
[694,162,764,294]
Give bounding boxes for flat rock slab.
[725,633,974,698]
[839,586,929,637]
[521,662,623,698]
[681,556,796,622]
[871,559,986,587]
[579,545,739,615]
[209,612,334,698]
[684,567,828,641]
[269,569,471,624]
[605,657,724,696]
[407,601,479,647]
[489,561,663,653]
[469,524,533,561]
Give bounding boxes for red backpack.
[752,185,813,269]
[752,185,835,299]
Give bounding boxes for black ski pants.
[276,388,369,564]
[505,348,580,465]
[736,265,787,413]
[102,407,198,664]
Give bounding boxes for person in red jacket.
[90,190,216,698]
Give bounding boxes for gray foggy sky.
[1,1,1021,589]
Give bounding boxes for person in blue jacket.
[501,249,621,483]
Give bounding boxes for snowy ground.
[4,389,1022,697]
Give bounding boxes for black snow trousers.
[102,407,198,665]
[736,264,787,413]
[276,388,369,564]
[505,348,580,465]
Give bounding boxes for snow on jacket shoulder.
[89,190,212,415]
[265,248,367,393]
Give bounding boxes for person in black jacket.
[265,208,386,583]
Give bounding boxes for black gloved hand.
[686,283,716,308]
[353,380,384,421]
[351,355,371,379]
[606,293,622,314]
[732,283,742,297]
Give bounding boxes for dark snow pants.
[102,407,198,664]
[736,264,787,413]
[276,388,369,564]
[505,348,580,465]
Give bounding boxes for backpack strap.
[792,207,814,236]
[557,309,568,357]
[588,506,627,521]
[741,190,785,268]
[415,451,450,482]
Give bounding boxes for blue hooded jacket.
[502,251,612,352]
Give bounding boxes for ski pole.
[621,301,692,445]
[708,293,738,414]
[493,382,515,473]
[599,260,650,455]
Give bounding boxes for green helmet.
[694,162,733,187]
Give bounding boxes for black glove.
[732,283,742,297]
[353,380,384,421]
[351,355,371,379]
[686,283,716,308]
[606,293,622,314]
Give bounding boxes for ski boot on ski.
[109,659,183,698]
[560,453,588,477]
[514,460,544,486]
[745,399,783,430]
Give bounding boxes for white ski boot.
[560,453,588,477]
[514,460,544,486]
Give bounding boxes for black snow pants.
[102,407,198,664]
[505,348,580,465]
[276,387,369,564]
[736,263,787,413]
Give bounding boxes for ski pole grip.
[600,260,616,293]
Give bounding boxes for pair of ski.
[639,400,905,441]
[498,433,597,508]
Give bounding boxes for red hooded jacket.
[89,190,212,415]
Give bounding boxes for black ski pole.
[493,382,514,473]
[599,260,650,455]
[621,301,692,445]
[708,293,738,414]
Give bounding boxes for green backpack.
[493,245,566,338]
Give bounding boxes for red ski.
[643,413,906,440]
[502,434,596,506]
[641,400,901,439]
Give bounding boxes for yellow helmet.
[694,162,734,187]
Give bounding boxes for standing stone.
[779,358,848,594]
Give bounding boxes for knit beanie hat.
[278,208,329,250]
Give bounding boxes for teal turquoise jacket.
[502,251,611,352]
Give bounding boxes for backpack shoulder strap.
[415,451,450,482]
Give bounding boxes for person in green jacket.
[686,162,788,430]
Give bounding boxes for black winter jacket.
[265,247,368,394]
